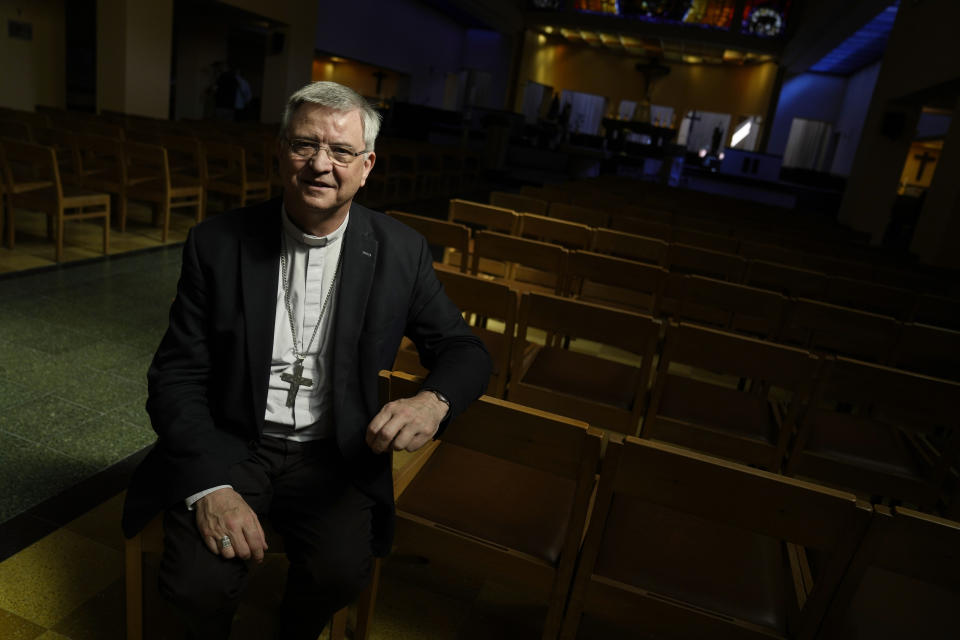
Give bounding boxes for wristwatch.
[423,387,450,420]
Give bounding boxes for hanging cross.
[686,110,703,146]
[281,359,313,407]
[914,151,936,181]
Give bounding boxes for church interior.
[1,0,959,638]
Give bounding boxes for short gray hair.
[280,81,382,151]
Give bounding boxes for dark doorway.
[65,0,97,112]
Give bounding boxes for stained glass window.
[741,0,792,37]
[573,0,620,14]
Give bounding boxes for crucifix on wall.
[914,150,936,181]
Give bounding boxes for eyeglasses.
[283,137,369,166]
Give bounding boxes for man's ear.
[360,151,376,187]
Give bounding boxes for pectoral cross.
[281,359,313,408]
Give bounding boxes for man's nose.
[308,147,335,170]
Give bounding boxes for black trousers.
[158,436,376,640]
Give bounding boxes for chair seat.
[594,495,788,633]
[657,374,778,444]
[397,444,577,565]
[803,411,919,477]
[10,179,53,194]
[522,345,640,410]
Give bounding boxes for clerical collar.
[281,206,348,247]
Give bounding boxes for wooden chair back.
[607,215,672,241]
[386,210,471,273]
[518,212,593,250]
[891,322,960,381]
[590,228,668,266]
[672,226,739,253]
[383,370,603,640]
[565,250,666,316]
[780,298,902,363]
[547,201,609,227]
[818,506,960,639]
[560,438,870,640]
[645,321,819,470]
[744,259,829,299]
[788,356,960,510]
[490,190,548,215]
[447,198,518,233]
[911,293,960,330]
[676,274,788,338]
[509,292,660,435]
[665,243,746,281]
[822,276,916,320]
[0,119,33,142]
[471,230,568,295]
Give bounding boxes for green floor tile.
[53,367,144,413]
[68,411,155,470]
[0,395,100,451]
[0,376,46,413]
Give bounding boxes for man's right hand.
[195,487,268,562]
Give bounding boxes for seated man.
[122,80,491,639]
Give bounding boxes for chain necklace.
[278,233,342,407]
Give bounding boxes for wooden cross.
[914,151,936,181]
[686,110,703,145]
[281,359,313,407]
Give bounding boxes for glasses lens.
[288,140,317,159]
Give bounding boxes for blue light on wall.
[809,1,899,75]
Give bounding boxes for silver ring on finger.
[220,535,232,550]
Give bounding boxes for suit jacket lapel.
[240,202,281,434]
[333,206,378,415]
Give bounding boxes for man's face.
[278,103,375,224]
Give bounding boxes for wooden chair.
[802,253,874,281]
[471,230,568,296]
[779,298,902,364]
[1,138,109,261]
[676,274,788,339]
[786,356,960,511]
[509,292,660,435]
[377,370,603,640]
[817,505,960,639]
[665,242,746,281]
[672,226,740,253]
[393,270,517,398]
[744,259,828,299]
[0,119,33,142]
[490,190,548,215]
[644,321,819,471]
[547,201,609,228]
[891,322,960,381]
[385,210,471,273]
[202,140,270,210]
[125,141,204,242]
[518,212,593,250]
[590,227,668,267]
[607,214,672,241]
[822,275,916,320]
[447,198,518,273]
[911,292,960,330]
[73,132,131,229]
[565,249,666,317]
[559,438,871,640]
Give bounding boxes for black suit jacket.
[121,198,491,555]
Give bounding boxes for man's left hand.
[365,390,447,454]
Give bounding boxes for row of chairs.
[369,369,960,639]
[389,208,960,379]
[395,270,960,518]
[503,181,957,300]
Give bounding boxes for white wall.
[830,61,882,176]
[766,72,847,157]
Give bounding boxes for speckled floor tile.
[0,433,98,522]
[33,630,73,640]
[0,528,121,628]
[0,340,52,380]
[0,314,100,357]
[53,340,153,377]
[0,376,46,412]
[53,367,144,414]
[0,608,46,640]
[0,395,100,450]
[67,411,155,470]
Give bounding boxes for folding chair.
[509,292,660,435]
[671,226,739,253]
[565,249,666,317]
[818,505,960,639]
[676,274,788,339]
[125,141,204,242]
[822,275,916,320]
[644,321,819,470]
[665,242,746,281]
[910,292,960,331]
[780,298,902,364]
[447,198,518,273]
[744,259,828,299]
[471,230,568,296]
[518,212,593,250]
[890,322,960,381]
[787,356,960,511]
[386,210,470,273]
[203,140,270,210]
[373,370,603,640]
[590,227,668,267]
[547,201,609,228]
[490,190,548,215]
[559,438,870,640]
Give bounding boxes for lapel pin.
[361,250,373,258]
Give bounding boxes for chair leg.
[329,606,348,640]
[4,201,13,249]
[125,534,144,640]
[161,200,170,243]
[56,214,65,262]
[354,557,381,640]
[103,208,111,256]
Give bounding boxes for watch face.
[746,7,784,37]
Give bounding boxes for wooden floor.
[0,202,194,275]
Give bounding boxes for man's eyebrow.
[290,136,357,149]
